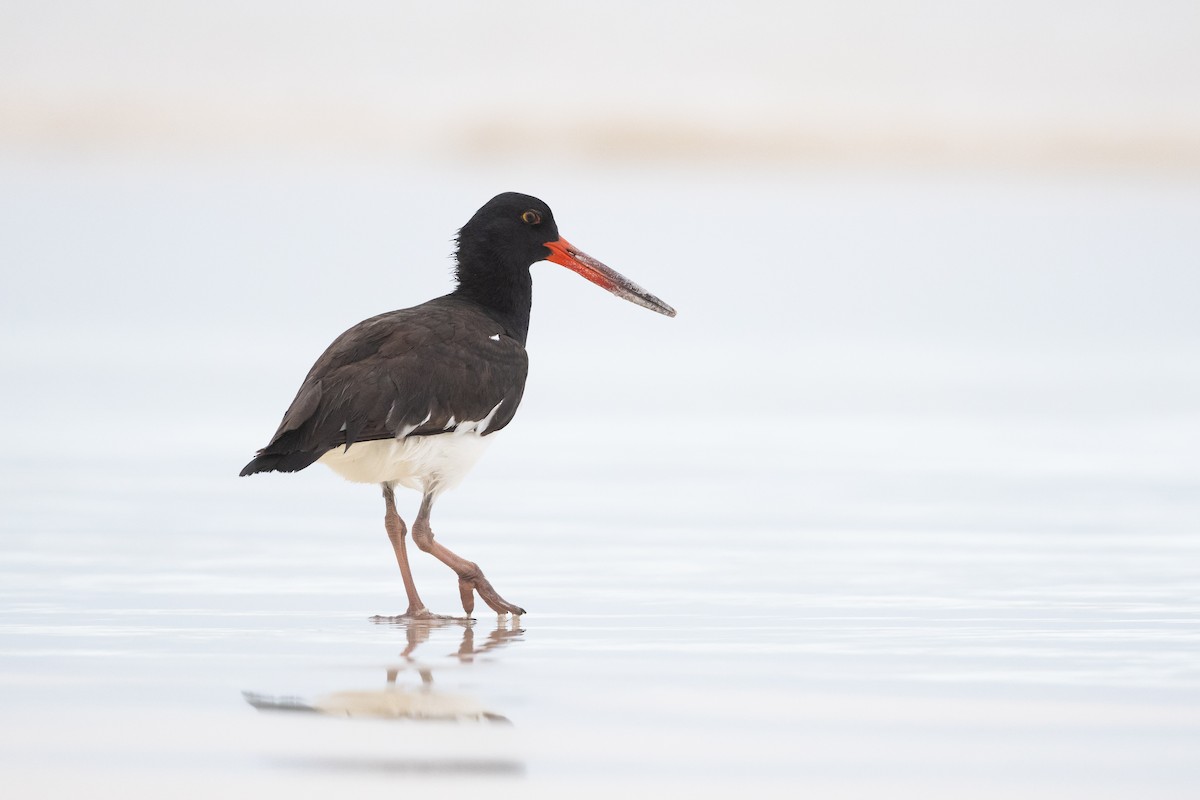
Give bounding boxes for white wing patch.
[450,399,505,436]
[488,333,500,341]
[476,399,505,435]
[396,410,433,439]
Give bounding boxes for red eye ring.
[521,210,541,225]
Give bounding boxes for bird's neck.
[451,251,533,345]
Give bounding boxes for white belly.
[318,432,494,494]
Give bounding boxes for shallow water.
[2,160,1199,797]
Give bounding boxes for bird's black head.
[452,192,676,332]
[455,192,561,277]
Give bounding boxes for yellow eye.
[521,210,541,225]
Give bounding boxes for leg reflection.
[244,616,522,724]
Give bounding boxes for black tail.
[239,450,325,477]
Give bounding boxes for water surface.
[2,161,1198,797]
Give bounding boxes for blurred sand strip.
[2,94,1198,170]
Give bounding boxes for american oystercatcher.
[240,193,675,619]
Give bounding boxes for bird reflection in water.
[244,616,523,724]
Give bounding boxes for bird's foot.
[369,606,469,623]
[458,573,526,618]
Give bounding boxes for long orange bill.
[543,238,676,318]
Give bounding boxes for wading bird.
[240,193,675,619]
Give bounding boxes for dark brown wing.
[240,296,528,475]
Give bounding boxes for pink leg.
[377,484,440,619]
[410,491,526,617]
